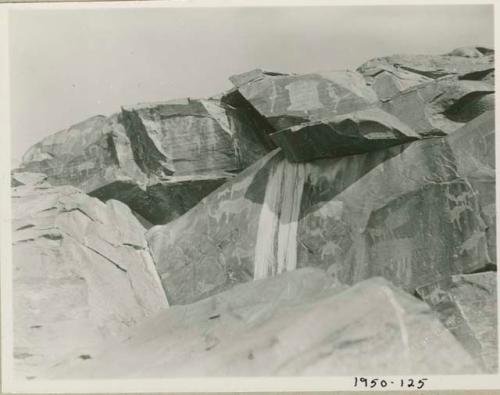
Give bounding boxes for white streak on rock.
[254,159,306,279]
[277,161,306,274]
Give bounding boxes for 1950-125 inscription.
[354,377,428,389]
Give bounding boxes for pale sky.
[9,5,494,163]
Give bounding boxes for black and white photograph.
[0,1,498,392]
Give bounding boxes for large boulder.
[47,273,480,378]
[17,98,271,226]
[358,47,495,136]
[12,176,168,379]
[269,107,420,162]
[148,112,494,305]
[228,69,379,132]
[416,272,497,373]
[228,47,494,158]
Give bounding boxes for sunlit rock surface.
[12,176,168,379]
[358,47,495,136]
[48,273,479,377]
[148,112,494,305]
[416,272,497,373]
[377,77,494,137]
[17,98,270,225]
[270,108,420,162]
[229,69,379,132]
[358,46,494,84]
[229,47,494,155]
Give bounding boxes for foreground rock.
[12,175,168,379]
[148,112,494,305]
[416,272,497,373]
[47,273,479,377]
[270,108,420,162]
[17,98,271,225]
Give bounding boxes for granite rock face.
[148,111,494,305]
[416,272,497,373]
[48,273,479,378]
[18,98,270,225]
[12,175,168,379]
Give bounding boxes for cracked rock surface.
[48,272,480,377]
[416,272,497,373]
[17,98,271,226]
[11,46,496,379]
[147,111,494,306]
[229,47,494,161]
[358,47,494,136]
[270,107,420,162]
[12,175,168,379]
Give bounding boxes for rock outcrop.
[358,46,494,84]
[11,46,496,381]
[227,47,494,162]
[12,174,168,379]
[48,272,479,377]
[270,108,420,162]
[357,47,494,136]
[148,111,494,305]
[228,69,379,132]
[416,272,497,373]
[17,98,271,226]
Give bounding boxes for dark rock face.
[17,98,270,225]
[270,108,420,162]
[148,112,494,305]
[49,273,479,378]
[89,177,228,227]
[416,272,497,373]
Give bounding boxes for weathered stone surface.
[416,272,497,373]
[48,274,479,378]
[358,47,495,136]
[148,112,494,305]
[379,77,494,136]
[358,46,494,82]
[270,108,420,162]
[11,47,497,381]
[447,111,496,263]
[17,98,270,225]
[229,48,494,148]
[12,179,169,379]
[229,69,379,132]
[11,172,48,187]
